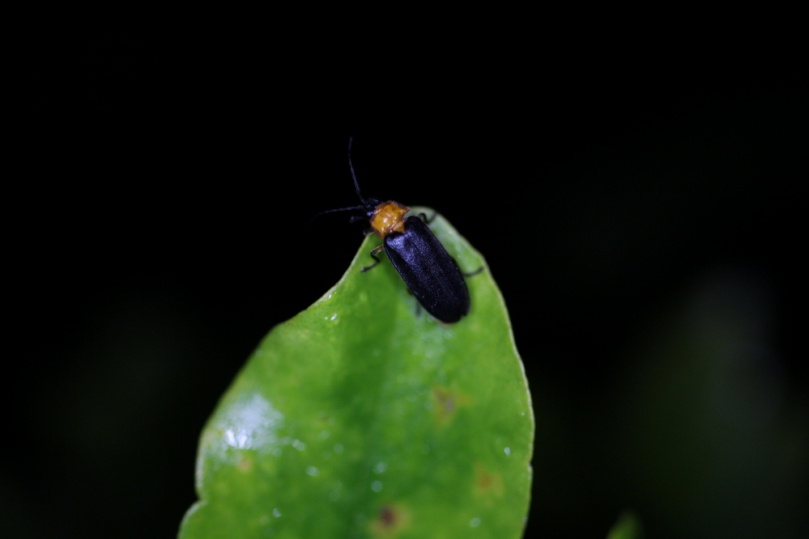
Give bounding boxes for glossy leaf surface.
[179,210,533,538]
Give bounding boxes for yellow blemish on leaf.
[474,462,504,503]
[368,503,411,538]
[432,386,473,428]
[237,456,254,472]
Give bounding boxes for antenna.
[348,136,366,204]
[310,137,377,222]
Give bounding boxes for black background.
[6,26,807,539]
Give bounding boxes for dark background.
[6,28,806,538]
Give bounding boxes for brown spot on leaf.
[237,456,254,472]
[368,503,411,537]
[432,386,473,427]
[380,505,396,526]
[474,462,504,503]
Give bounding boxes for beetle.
[322,138,473,324]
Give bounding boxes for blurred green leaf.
[179,211,533,539]
[606,511,642,539]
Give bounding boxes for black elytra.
[382,214,470,323]
[318,138,473,324]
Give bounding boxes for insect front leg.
[361,245,386,273]
[417,210,438,224]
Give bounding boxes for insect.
[322,138,474,324]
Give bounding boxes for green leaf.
[178,210,534,539]
[606,511,642,539]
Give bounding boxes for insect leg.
[417,211,438,224]
[361,245,386,273]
